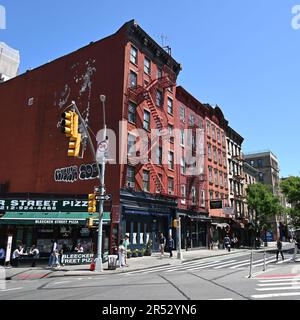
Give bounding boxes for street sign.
[96,194,112,201]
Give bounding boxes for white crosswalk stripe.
[123,253,293,276]
[251,273,300,299]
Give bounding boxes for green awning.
[0,211,111,225]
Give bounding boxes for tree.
[246,183,282,241]
[280,176,300,229]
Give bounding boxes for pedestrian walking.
[231,235,238,249]
[123,235,130,267]
[158,233,166,258]
[224,235,231,252]
[12,245,24,267]
[167,235,175,258]
[118,239,126,269]
[48,239,58,268]
[276,238,284,262]
[0,244,5,262]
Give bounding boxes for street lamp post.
[95,95,107,273]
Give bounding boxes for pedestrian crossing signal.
[86,218,94,228]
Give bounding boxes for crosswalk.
[251,274,300,299]
[123,254,293,276]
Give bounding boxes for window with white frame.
[129,70,137,88]
[168,177,174,194]
[181,185,186,204]
[206,121,211,136]
[168,151,174,170]
[127,133,136,156]
[156,89,163,107]
[191,186,196,205]
[126,166,135,188]
[167,97,173,115]
[208,143,212,160]
[143,110,150,131]
[180,157,186,175]
[180,129,185,146]
[130,46,138,64]
[168,124,174,143]
[209,166,213,183]
[144,57,151,75]
[201,190,205,207]
[143,170,150,192]
[128,101,137,124]
[179,105,185,122]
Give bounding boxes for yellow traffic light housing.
[88,193,97,213]
[68,133,81,157]
[173,219,179,228]
[61,111,73,137]
[86,218,94,228]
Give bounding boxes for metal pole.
[294,241,297,262]
[248,251,253,278]
[177,217,182,260]
[95,95,107,273]
[263,250,266,272]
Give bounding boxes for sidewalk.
[4,242,293,280]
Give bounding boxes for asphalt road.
[1,249,299,301]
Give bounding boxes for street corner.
[0,266,6,290]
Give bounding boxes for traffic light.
[61,111,81,157]
[88,193,97,213]
[68,133,81,157]
[86,217,94,228]
[173,219,179,228]
[61,111,74,137]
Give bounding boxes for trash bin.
[108,255,118,270]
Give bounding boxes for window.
[189,113,195,126]
[208,143,212,160]
[212,125,216,140]
[168,177,174,194]
[258,172,264,182]
[217,129,221,144]
[167,97,173,115]
[210,191,214,200]
[220,171,223,187]
[157,67,162,79]
[213,147,217,163]
[130,46,138,64]
[214,169,218,185]
[144,57,151,75]
[156,174,163,193]
[181,185,186,204]
[128,101,137,124]
[250,160,254,166]
[199,118,204,129]
[218,149,222,165]
[143,170,150,192]
[223,152,227,167]
[180,129,185,146]
[209,166,213,183]
[168,124,174,143]
[222,133,225,146]
[200,190,205,207]
[168,151,174,170]
[126,166,135,188]
[156,89,163,107]
[191,186,196,205]
[215,192,219,200]
[143,110,150,131]
[129,70,137,88]
[156,146,162,165]
[206,121,211,136]
[224,173,228,189]
[180,157,186,175]
[257,159,263,167]
[179,106,185,122]
[127,133,136,156]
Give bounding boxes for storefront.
[120,190,177,252]
[178,211,211,249]
[0,197,111,258]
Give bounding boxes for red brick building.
[0,20,244,257]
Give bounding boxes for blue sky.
[1,0,299,177]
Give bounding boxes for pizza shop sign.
[61,253,94,265]
[0,199,90,212]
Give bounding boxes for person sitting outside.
[29,245,40,267]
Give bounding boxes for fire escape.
[186,121,207,211]
[232,154,245,220]
[126,65,177,196]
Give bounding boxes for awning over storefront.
[0,211,111,225]
[187,215,212,222]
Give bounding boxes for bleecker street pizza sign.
[0,199,92,212]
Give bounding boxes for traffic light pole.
[70,98,107,272]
